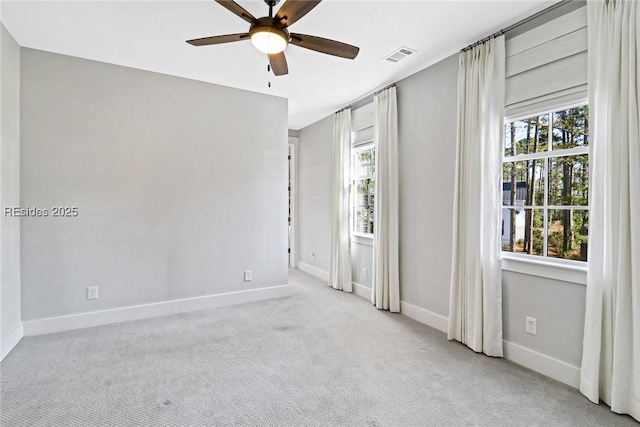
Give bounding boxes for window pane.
[354,149,374,177]
[355,180,368,206]
[502,160,545,206]
[353,178,374,234]
[502,208,544,256]
[354,207,368,233]
[504,114,549,157]
[547,209,589,261]
[366,179,374,233]
[552,106,589,150]
[548,155,589,206]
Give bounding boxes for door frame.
[288,137,298,268]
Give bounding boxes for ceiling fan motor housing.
[249,17,290,43]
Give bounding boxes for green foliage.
[502,106,589,261]
[549,229,565,257]
[532,229,543,255]
[533,210,543,228]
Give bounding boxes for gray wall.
[20,49,288,321]
[297,115,333,272]
[297,107,376,292]
[396,54,458,317]
[503,272,586,366]
[296,52,588,369]
[1,24,22,344]
[351,240,373,289]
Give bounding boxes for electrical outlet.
[244,270,252,282]
[525,316,537,335]
[311,252,315,260]
[363,268,368,279]
[87,286,99,300]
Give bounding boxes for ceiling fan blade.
[215,0,256,24]
[269,52,289,76]
[290,33,359,59]
[275,0,322,27]
[186,33,250,46]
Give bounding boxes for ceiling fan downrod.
[265,0,280,18]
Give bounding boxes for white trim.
[297,262,328,282]
[501,253,587,285]
[505,99,589,128]
[503,144,589,163]
[0,322,24,361]
[503,340,581,388]
[400,301,449,333]
[351,234,373,246]
[352,137,374,148]
[399,302,581,388]
[23,285,291,337]
[352,282,371,300]
[288,140,297,268]
[505,86,588,120]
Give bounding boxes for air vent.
[383,46,417,63]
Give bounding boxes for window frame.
[501,100,589,283]
[351,141,375,239]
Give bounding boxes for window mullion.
[502,103,589,263]
[351,144,375,236]
[543,158,549,257]
[503,145,588,163]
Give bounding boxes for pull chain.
[267,64,271,88]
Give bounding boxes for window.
[502,104,589,262]
[352,145,375,235]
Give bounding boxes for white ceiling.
[1,0,555,130]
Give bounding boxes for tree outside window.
[502,104,589,261]
[353,147,375,235]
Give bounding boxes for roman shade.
[506,6,587,117]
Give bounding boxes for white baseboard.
[400,300,449,333]
[399,302,581,388]
[503,340,581,388]
[23,284,292,337]
[352,282,371,300]
[296,265,370,300]
[297,262,329,282]
[1,322,24,361]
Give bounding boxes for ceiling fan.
[186,0,360,76]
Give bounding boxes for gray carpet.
[1,269,636,426]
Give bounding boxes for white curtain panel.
[581,1,639,421]
[329,108,353,292]
[372,86,400,312]
[448,36,505,357]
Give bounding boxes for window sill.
[351,233,373,246]
[501,253,587,285]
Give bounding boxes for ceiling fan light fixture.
[250,26,288,54]
[186,0,360,76]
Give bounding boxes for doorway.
[288,142,296,268]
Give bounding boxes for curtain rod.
[461,0,580,52]
[337,83,397,114]
[338,1,581,115]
